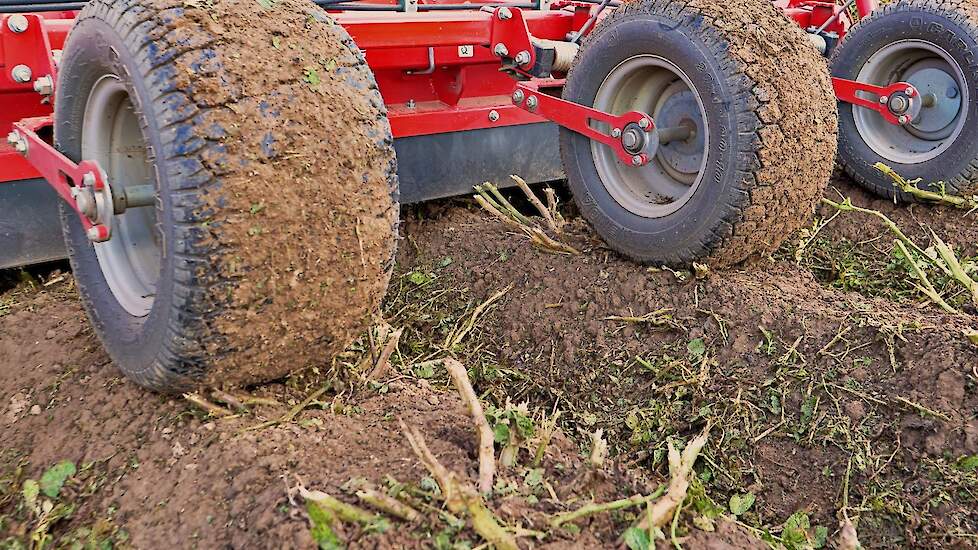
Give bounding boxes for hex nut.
[6,14,28,33]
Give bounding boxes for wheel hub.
[852,39,968,164]
[590,55,709,218]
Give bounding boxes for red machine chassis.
[0,0,919,245]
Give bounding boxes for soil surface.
[2,174,977,548]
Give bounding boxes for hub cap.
[82,75,160,317]
[591,55,708,218]
[853,40,968,164]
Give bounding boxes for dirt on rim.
[2,174,977,548]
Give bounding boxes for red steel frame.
[2,0,914,244]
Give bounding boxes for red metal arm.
[832,78,918,125]
[512,80,655,166]
[9,116,111,241]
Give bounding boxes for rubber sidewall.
[56,16,181,387]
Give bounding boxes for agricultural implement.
[1,0,976,391]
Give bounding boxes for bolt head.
[11,64,32,84]
[493,43,509,57]
[33,75,53,96]
[488,109,500,122]
[611,128,621,138]
[85,226,108,242]
[947,86,959,99]
[631,155,643,166]
[497,7,512,20]
[622,132,639,149]
[7,14,28,33]
[638,118,650,129]
[879,95,889,104]
[898,115,909,125]
[512,89,525,104]
[82,172,96,187]
[525,96,538,111]
[514,50,531,66]
[6,131,18,146]
[905,87,915,97]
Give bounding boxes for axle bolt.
[83,172,96,187]
[11,64,32,83]
[611,128,621,138]
[514,50,531,66]
[7,14,28,33]
[497,7,512,20]
[86,225,108,242]
[638,118,650,129]
[631,155,643,166]
[33,75,53,96]
[525,95,538,111]
[488,109,500,122]
[512,89,525,104]
[493,43,509,57]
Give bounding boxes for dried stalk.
[589,429,608,467]
[367,326,404,382]
[444,284,513,349]
[629,426,710,533]
[511,175,560,233]
[894,240,957,314]
[399,419,518,550]
[549,487,666,529]
[442,358,496,494]
[532,410,561,467]
[931,231,978,308]
[184,393,233,417]
[355,487,421,523]
[876,163,978,211]
[299,487,380,525]
[475,182,580,255]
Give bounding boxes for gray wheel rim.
[82,75,160,317]
[853,39,968,164]
[590,55,709,218]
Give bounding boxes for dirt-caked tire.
[560,0,838,267]
[832,0,978,200]
[55,0,398,393]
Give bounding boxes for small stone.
[29,405,41,415]
[45,329,56,339]
[427,394,439,406]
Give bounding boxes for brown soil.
[2,175,977,548]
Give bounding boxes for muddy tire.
[832,0,978,200]
[560,0,837,267]
[55,0,398,393]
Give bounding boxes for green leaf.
[813,525,828,548]
[306,500,343,550]
[524,468,543,487]
[728,492,755,516]
[956,455,978,471]
[438,256,454,268]
[22,479,39,509]
[39,461,76,499]
[303,67,321,86]
[493,423,510,444]
[623,527,650,550]
[406,271,432,285]
[687,338,706,359]
[413,362,435,379]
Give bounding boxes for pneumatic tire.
[560,0,838,267]
[56,0,398,393]
[832,0,978,200]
